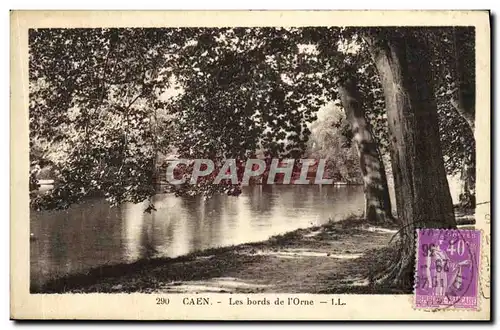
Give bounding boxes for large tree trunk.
[364,31,457,288]
[338,75,396,226]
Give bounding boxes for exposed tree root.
[374,251,414,289]
[366,212,399,227]
[368,234,415,291]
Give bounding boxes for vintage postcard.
[10,10,491,320]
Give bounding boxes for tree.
[311,30,396,225]
[29,28,184,209]
[423,27,476,208]
[167,28,325,196]
[363,29,456,286]
[170,28,396,225]
[337,73,395,225]
[450,27,476,208]
[306,104,362,184]
[436,27,476,208]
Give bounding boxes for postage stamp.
[415,229,481,310]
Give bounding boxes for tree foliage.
[306,104,362,183]
[430,27,476,176]
[29,28,183,209]
[29,26,474,212]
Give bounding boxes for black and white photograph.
[10,10,491,320]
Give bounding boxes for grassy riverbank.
[34,210,475,294]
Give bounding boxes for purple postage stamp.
[415,229,481,310]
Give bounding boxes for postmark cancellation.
[415,229,481,311]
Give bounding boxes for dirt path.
[163,222,398,294]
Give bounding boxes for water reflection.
[30,185,364,287]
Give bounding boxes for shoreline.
[33,210,475,294]
[34,216,404,294]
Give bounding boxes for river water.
[30,185,365,286]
